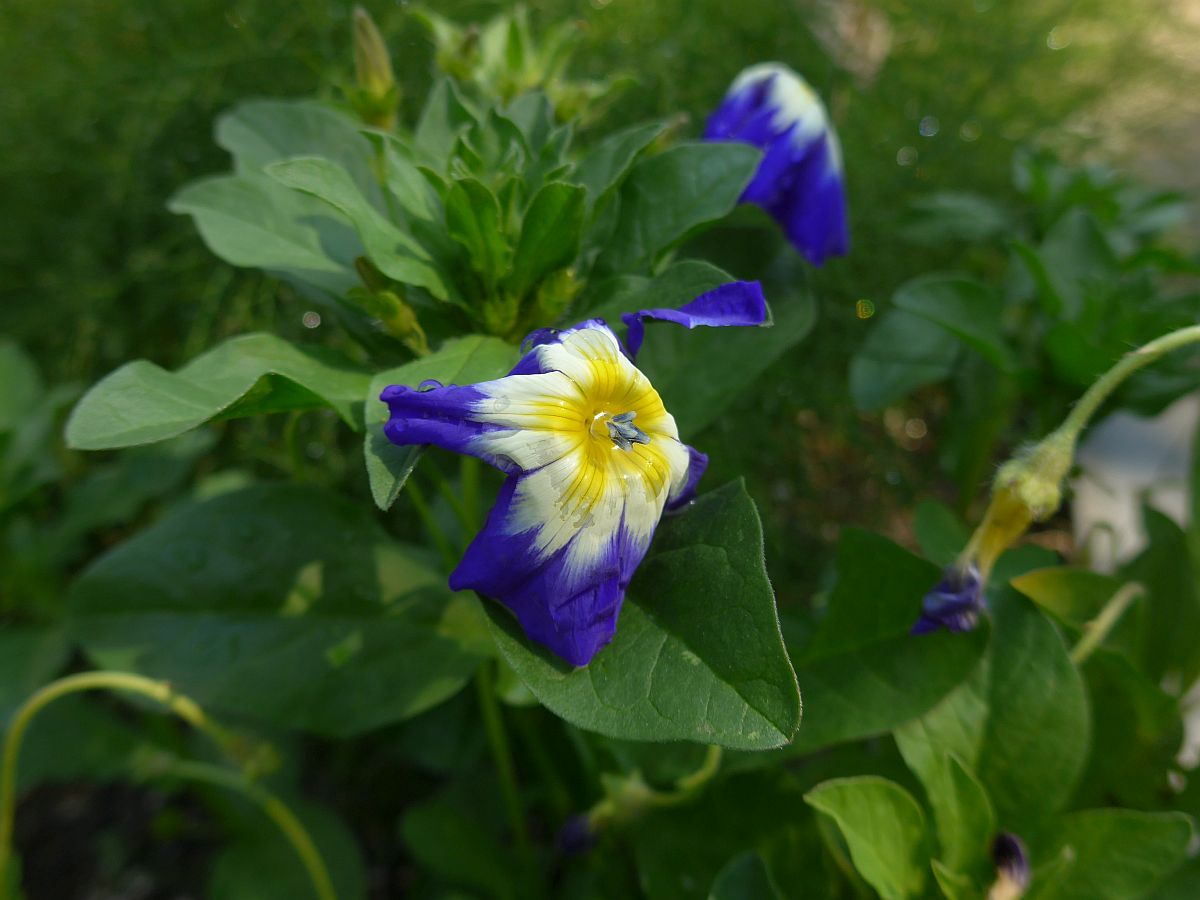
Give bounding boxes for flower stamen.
[603,411,651,451]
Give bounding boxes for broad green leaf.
[931,861,976,900]
[903,191,1014,246]
[168,174,360,294]
[0,626,68,721]
[66,334,370,450]
[595,142,761,275]
[364,132,437,221]
[850,309,961,410]
[445,178,510,290]
[708,852,781,900]
[632,770,814,900]
[1123,507,1200,687]
[1014,209,1117,319]
[893,729,996,876]
[68,484,490,736]
[0,338,43,432]
[1028,810,1192,900]
[507,182,586,299]
[892,274,1017,372]
[788,530,988,754]
[487,481,800,750]
[267,157,450,301]
[215,98,381,206]
[1011,566,1127,632]
[401,800,525,900]
[208,794,366,900]
[899,591,1089,836]
[573,120,668,214]
[628,261,816,440]
[1073,650,1182,810]
[912,500,970,568]
[364,335,521,510]
[805,776,929,900]
[414,78,478,164]
[1151,859,1200,900]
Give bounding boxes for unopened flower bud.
[988,832,1031,900]
[351,6,398,130]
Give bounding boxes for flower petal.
[666,445,708,512]
[620,281,768,359]
[703,62,849,266]
[450,472,657,666]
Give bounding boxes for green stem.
[671,745,723,797]
[475,663,531,858]
[164,760,336,900]
[461,456,482,532]
[1070,582,1144,666]
[1058,325,1200,442]
[0,672,326,900]
[405,479,457,570]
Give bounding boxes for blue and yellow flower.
[381,282,767,666]
[704,63,849,266]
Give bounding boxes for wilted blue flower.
[704,63,849,266]
[381,282,767,666]
[911,563,984,635]
[555,812,598,856]
[992,832,1032,895]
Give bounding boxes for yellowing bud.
[352,6,398,130]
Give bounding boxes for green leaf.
[891,274,1017,372]
[912,500,970,568]
[445,178,510,290]
[68,484,490,736]
[894,727,996,876]
[364,335,521,510]
[708,852,782,900]
[66,334,371,450]
[217,99,375,181]
[903,191,1014,246]
[1011,566,1127,632]
[0,338,43,432]
[931,860,976,900]
[595,142,762,275]
[850,309,961,410]
[1014,209,1118,319]
[1028,810,1192,900]
[1123,507,1200,686]
[1073,650,1182,810]
[0,626,68,722]
[1151,858,1200,900]
[623,260,816,440]
[267,157,450,301]
[632,770,814,900]
[573,120,668,214]
[168,174,360,295]
[788,530,988,754]
[506,182,586,299]
[487,480,800,750]
[401,800,525,900]
[804,776,929,900]
[897,591,1089,836]
[414,78,478,164]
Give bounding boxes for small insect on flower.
[704,63,849,266]
[381,283,767,666]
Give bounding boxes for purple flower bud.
[993,832,1031,890]
[911,563,985,635]
[555,813,597,856]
